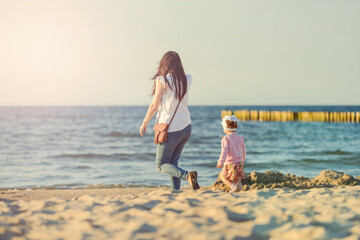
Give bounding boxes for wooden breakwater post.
[221,110,360,123]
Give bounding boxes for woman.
[139,51,200,191]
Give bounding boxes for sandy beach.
[1,0,359,239]
[1,170,360,240]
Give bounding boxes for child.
[216,115,246,193]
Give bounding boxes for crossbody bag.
[153,98,182,145]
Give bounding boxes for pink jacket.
[217,133,246,165]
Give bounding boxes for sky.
[0,0,359,106]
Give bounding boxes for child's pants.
[219,162,244,185]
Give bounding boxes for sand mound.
[212,169,360,192]
[312,170,358,186]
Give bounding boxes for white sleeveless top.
[155,73,192,132]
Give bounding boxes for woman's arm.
[139,79,165,136]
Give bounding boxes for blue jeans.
[155,124,191,190]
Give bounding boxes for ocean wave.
[246,162,285,168]
[247,151,268,155]
[301,149,354,156]
[195,162,217,168]
[58,165,92,170]
[195,161,285,169]
[49,152,157,161]
[287,158,327,163]
[287,157,360,165]
[101,131,139,138]
[322,150,353,155]
[50,153,132,160]
[76,165,91,169]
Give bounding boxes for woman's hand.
[216,163,223,168]
[139,122,148,136]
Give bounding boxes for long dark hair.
[151,51,187,100]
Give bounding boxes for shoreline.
[2,169,359,192]
[0,184,164,192]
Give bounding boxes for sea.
[1,106,359,189]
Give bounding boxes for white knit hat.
[221,115,240,131]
